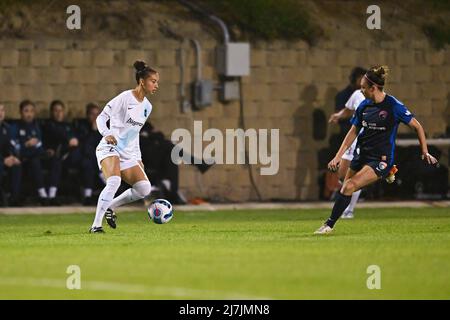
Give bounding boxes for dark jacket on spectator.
[0,121,15,162]
[42,119,77,158]
[74,119,102,159]
[10,120,45,159]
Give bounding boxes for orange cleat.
[385,165,398,184]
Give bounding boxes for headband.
[364,73,383,87]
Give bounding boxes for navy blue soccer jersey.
[351,94,414,165]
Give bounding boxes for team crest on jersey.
[379,110,388,120]
[378,161,387,170]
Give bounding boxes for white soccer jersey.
[342,90,365,161]
[345,90,365,111]
[97,90,152,162]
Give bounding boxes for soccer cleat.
[89,226,105,233]
[385,165,398,184]
[104,208,117,229]
[341,210,354,219]
[314,224,333,235]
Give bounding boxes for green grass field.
[0,207,449,299]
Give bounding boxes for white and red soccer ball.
[147,199,174,224]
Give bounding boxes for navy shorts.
[350,154,393,179]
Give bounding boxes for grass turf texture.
[0,208,449,299]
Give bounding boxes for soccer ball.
[148,199,174,224]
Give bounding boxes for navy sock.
[326,192,352,228]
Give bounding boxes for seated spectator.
[74,102,104,205]
[139,121,213,204]
[0,103,21,206]
[41,100,80,205]
[10,100,47,206]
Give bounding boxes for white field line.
[0,277,272,300]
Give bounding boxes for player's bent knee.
[341,179,356,195]
[106,175,122,192]
[132,180,151,199]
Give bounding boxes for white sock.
[84,188,93,198]
[38,188,48,198]
[91,176,121,228]
[109,180,151,210]
[48,187,57,198]
[345,189,362,213]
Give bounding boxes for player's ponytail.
[365,65,389,90]
[133,60,157,84]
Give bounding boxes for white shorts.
[342,139,358,161]
[96,142,139,171]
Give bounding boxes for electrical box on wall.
[216,42,250,77]
[219,80,240,102]
[191,79,213,110]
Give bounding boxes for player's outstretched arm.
[407,118,438,165]
[328,125,358,171]
[328,107,354,124]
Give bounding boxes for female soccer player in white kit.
[90,60,158,233]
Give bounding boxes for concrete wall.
[1,34,449,201]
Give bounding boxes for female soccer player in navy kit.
[90,60,158,233]
[315,65,438,234]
